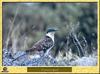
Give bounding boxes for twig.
[12,52,26,62]
[70,23,85,57]
[71,32,84,57]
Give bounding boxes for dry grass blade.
[6,6,20,49]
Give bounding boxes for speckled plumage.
[26,36,54,53]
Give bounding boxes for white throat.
[46,32,55,42]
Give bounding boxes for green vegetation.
[3,3,97,59]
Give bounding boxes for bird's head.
[46,28,58,42]
[46,28,58,34]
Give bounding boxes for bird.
[26,28,58,59]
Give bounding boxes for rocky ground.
[3,48,97,66]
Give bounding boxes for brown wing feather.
[26,36,53,53]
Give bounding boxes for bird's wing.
[26,36,53,53]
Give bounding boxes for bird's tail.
[12,48,33,62]
[25,48,33,53]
